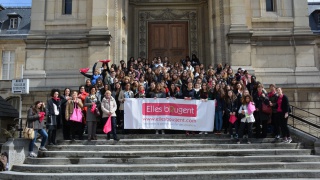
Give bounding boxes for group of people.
[26,54,292,157]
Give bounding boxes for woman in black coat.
[275,87,292,143]
[46,89,62,145]
[253,84,270,138]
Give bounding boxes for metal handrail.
[14,118,26,138]
[289,105,320,138]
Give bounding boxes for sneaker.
[287,137,292,143]
[28,152,37,158]
[247,141,251,144]
[39,147,47,151]
[234,134,239,139]
[236,141,241,144]
[204,132,208,135]
[282,138,288,143]
[161,130,165,134]
[155,130,159,134]
[199,132,203,134]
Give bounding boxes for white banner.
[124,98,215,131]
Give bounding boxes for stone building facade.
[0,0,319,117]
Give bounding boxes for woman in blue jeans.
[210,83,225,134]
[27,101,48,158]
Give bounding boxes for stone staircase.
[1,134,320,179]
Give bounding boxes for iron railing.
[289,105,320,138]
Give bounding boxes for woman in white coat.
[236,94,255,144]
[101,90,119,141]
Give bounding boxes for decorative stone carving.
[138,8,198,58]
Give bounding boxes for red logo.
[142,103,197,117]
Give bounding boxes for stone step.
[24,155,320,165]
[46,143,303,151]
[82,133,277,139]
[11,162,320,173]
[1,170,320,180]
[56,138,280,145]
[38,149,312,158]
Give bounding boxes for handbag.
[262,103,272,115]
[23,120,34,140]
[229,114,237,124]
[70,104,83,123]
[91,103,101,117]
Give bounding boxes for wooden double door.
[148,22,188,63]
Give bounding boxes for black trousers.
[70,121,84,140]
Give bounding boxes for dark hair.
[50,89,60,97]
[79,85,85,92]
[63,88,71,96]
[242,95,253,104]
[89,86,97,92]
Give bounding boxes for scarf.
[52,97,60,101]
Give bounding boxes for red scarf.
[258,91,262,97]
[268,91,275,98]
[139,90,145,94]
[53,97,60,101]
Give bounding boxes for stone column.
[88,0,111,66]
[293,0,312,35]
[229,0,249,33]
[207,0,215,66]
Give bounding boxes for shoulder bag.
[23,120,34,140]
[262,103,272,115]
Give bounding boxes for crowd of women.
[26,54,292,157]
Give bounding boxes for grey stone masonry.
[1,134,320,179]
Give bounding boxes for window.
[2,51,15,80]
[9,18,18,29]
[266,0,275,12]
[62,0,72,15]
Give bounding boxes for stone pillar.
[88,0,111,66]
[207,0,215,66]
[293,0,312,35]
[29,0,46,32]
[1,138,38,170]
[229,0,249,33]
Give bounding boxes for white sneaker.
[161,130,165,134]
[28,152,37,158]
[199,132,203,134]
[155,130,159,134]
[39,146,48,151]
[204,132,208,135]
[287,137,292,143]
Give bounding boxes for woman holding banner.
[150,83,166,134]
[101,90,119,141]
[65,91,83,141]
[118,83,134,133]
